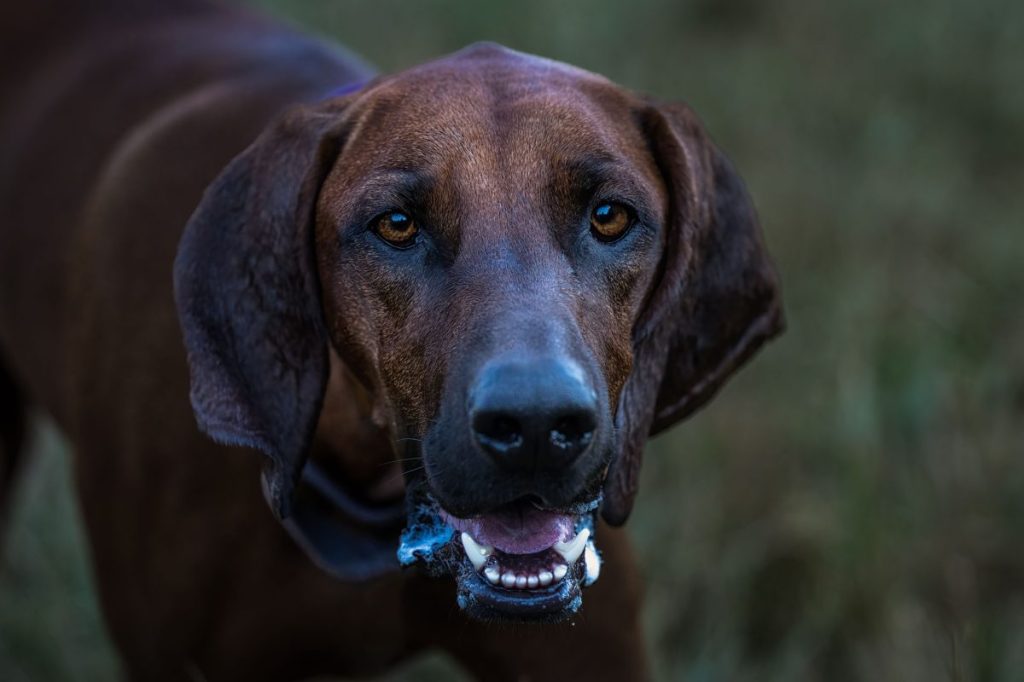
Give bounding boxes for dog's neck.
[311,349,405,503]
[268,349,405,581]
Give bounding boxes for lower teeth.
[481,561,569,589]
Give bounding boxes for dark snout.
[470,357,598,472]
[424,342,613,516]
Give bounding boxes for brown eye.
[590,202,633,241]
[374,211,419,247]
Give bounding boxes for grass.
[2,0,1023,679]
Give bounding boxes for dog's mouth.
[397,493,602,622]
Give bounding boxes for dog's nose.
[469,358,598,471]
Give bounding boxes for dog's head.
[174,43,782,621]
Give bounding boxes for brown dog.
[0,0,783,679]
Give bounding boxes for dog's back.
[0,0,368,429]
[0,6,375,670]
[1,0,217,418]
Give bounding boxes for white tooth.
[583,541,601,586]
[538,570,554,586]
[527,575,539,588]
[515,575,527,589]
[460,532,493,571]
[553,563,568,581]
[484,567,501,584]
[553,528,590,565]
[501,572,517,588]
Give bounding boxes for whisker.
[383,464,424,486]
[379,456,422,466]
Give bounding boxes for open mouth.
[397,492,602,622]
[448,505,599,589]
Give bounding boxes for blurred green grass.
[2,0,1023,679]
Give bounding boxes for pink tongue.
[442,506,575,555]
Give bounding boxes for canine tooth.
[527,575,539,588]
[553,527,590,565]
[484,566,501,584]
[460,532,493,571]
[583,541,601,585]
[501,572,517,588]
[553,563,568,581]
[538,570,554,586]
[515,575,527,589]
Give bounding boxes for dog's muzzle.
[398,488,602,622]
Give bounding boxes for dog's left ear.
[602,101,785,525]
[173,96,353,519]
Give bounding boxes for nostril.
[468,357,602,468]
[549,412,596,451]
[473,412,524,454]
[488,416,522,445]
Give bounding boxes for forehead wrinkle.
[498,88,637,176]
[349,52,633,185]
[448,82,650,257]
[343,51,660,250]
[353,170,435,212]
[344,79,495,167]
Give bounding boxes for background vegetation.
[2,0,1022,679]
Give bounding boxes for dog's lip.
[455,558,583,622]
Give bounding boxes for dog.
[0,0,783,678]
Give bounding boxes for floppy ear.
[173,98,351,519]
[602,102,785,525]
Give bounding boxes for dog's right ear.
[173,96,353,519]
[602,101,784,526]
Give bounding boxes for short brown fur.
[0,1,782,679]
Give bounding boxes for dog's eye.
[590,202,633,242]
[373,211,419,248]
